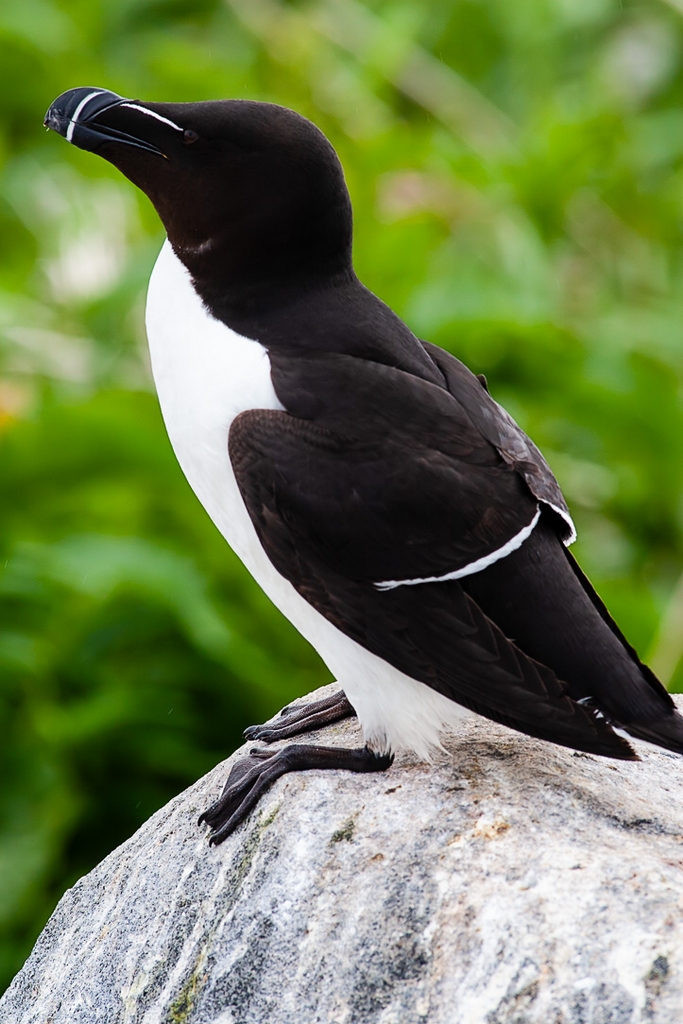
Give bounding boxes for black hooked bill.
[44,87,169,156]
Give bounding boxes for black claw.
[243,724,282,742]
[240,690,356,745]
[199,743,393,844]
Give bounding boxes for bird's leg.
[199,743,393,845]
[243,688,355,743]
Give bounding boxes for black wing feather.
[229,408,635,760]
[263,351,543,583]
[422,341,576,542]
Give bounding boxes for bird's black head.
[45,88,354,314]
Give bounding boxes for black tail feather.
[562,545,675,711]
[617,710,683,756]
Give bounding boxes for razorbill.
[45,87,683,845]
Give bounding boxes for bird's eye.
[182,129,199,144]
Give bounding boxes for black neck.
[185,262,446,389]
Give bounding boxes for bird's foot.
[243,688,355,743]
[199,743,392,845]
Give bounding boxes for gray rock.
[3,684,683,1024]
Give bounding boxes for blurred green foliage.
[2,0,683,993]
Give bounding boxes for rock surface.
[3,684,683,1024]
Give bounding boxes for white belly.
[145,240,471,758]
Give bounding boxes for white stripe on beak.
[66,90,106,143]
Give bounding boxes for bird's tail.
[616,712,683,756]
[462,515,683,759]
[563,546,683,756]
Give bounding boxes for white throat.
[145,239,285,561]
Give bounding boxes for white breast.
[145,240,471,759]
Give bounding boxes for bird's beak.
[44,87,167,158]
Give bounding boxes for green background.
[3,0,683,993]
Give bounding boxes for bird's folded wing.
[229,401,540,588]
[229,408,634,758]
[423,341,577,543]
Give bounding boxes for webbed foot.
[243,689,355,743]
[199,743,392,845]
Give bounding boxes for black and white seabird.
[45,87,683,844]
